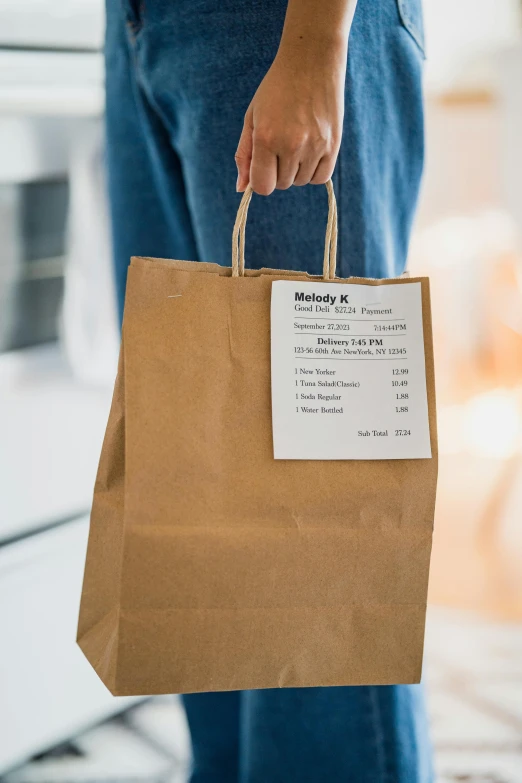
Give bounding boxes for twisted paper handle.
[232,179,338,280]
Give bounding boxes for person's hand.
[235,42,347,196]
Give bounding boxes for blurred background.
[0,0,521,781]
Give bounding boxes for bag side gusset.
[76,341,127,693]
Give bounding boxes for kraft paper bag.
[77,181,437,696]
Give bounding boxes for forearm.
[235,0,358,194]
[278,0,358,64]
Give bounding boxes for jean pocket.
[396,0,425,56]
[124,0,144,33]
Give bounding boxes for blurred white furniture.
[0,0,104,50]
[0,50,103,119]
[0,517,137,773]
[0,1,130,774]
[0,345,111,543]
[0,346,131,778]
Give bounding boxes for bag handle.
[232,179,338,280]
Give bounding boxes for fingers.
[276,152,300,191]
[294,158,319,187]
[310,153,338,185]
[250,129,278,196]
[296,133,339,186]
[250,129,316,196]
[241,121,340,196]
[235,107,253,193]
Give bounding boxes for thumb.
[235,106,253,192]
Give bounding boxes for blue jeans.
[105,1,432,780]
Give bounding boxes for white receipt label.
[271,280,432,460]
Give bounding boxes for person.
[105,0,432,780]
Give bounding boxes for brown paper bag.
[77,182,437,696]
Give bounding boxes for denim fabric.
[183,685,433,783]
[397,0,426,54]
[105,0,432,780]
[106,0,425,323]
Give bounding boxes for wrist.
[277,32,348,75]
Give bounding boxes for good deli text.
[294,290,392,317]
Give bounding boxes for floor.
[2,606,521,783]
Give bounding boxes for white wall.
[423,0,521,90]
